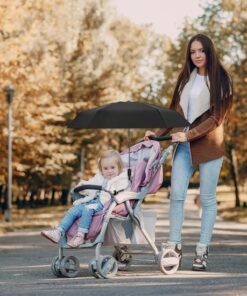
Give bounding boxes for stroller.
[49,140,180,279]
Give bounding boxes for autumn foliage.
[0,0,246,200]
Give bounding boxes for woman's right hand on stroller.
[144,130,156,141]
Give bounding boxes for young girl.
[145,34,232,271]
[41,150,129,248]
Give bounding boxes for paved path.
[0,192,246,296]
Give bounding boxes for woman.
[145,34,233,271]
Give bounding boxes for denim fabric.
[59,198,104,233]
[169,142,223,245]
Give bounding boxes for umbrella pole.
[128,129,131,181]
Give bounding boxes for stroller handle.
[74,184,102,193]
[149,135,172,141]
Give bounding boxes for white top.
[187,74,208,123]
[73,170,130,205]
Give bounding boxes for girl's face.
[100,157,119,179]
[190,40,207,74]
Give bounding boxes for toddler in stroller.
[41,140,180,278]
[41,149,130,247]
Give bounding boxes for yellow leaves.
[22,136,37,144]
[40,114,64,122]
[0,0,168,183]
[14,162,30,172]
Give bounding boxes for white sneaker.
[41,228,61,244]
[192,243,209,271]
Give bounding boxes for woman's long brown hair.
[170,34,233,121]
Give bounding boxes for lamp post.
[4,85,15,222]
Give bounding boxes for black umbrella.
[68,101,189,179]
[68,101,188,129]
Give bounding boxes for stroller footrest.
[114,191,137,204]
[110,214,130,221]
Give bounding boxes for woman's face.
[190,40,207,73]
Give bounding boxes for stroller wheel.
[51,256,63,277]
[113,246,132,271]
[89,259,103,279]
[59,255,80,278]
[97,255,118,279]
[159,249,180,275]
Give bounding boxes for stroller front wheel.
[96,255,118,279]
[59,255,80,278]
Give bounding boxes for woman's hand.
[171,132,187,143]
[144,130,156,141]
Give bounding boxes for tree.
[0,0,169,191]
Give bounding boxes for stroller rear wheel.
[89,259,102,279]
[113,246,132,271]
[96,255,118,279]
[159,249,180,275]
[59,255,80,278]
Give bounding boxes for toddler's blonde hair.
[98,150,124,174]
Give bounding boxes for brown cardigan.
[158,104,225,167]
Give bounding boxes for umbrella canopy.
[68,101,189,129]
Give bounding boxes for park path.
[0,190,246,296]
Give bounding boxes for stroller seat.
[66,199,133,242]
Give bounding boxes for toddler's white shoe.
[67,233,85,248]
[41,228,61,244]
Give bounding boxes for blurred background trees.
[0,0,246,206]
[0,0,167,189]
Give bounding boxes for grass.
[0,205,70,234]
[216,189,247,223]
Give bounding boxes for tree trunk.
[228,145,240,207]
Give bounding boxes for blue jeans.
[169,142,223,246]
[59,198,104,233]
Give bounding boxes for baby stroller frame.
[50,141,180,279]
